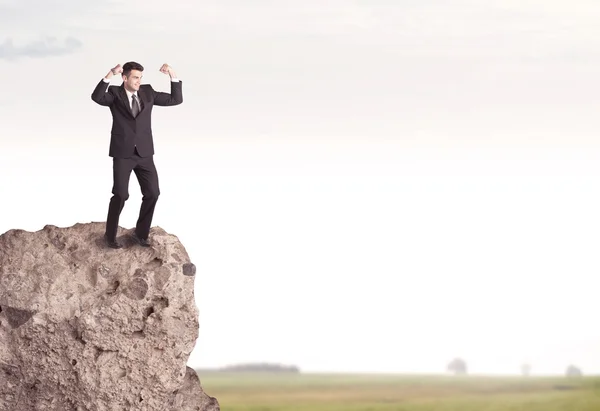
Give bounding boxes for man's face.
[123,69,143,91]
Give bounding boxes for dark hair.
[122,61,144,77]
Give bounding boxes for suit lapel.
[136,87,147,115]
[118,85,134,118]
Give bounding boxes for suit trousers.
[105,149,160,241]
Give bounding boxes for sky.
[1,0,600,376]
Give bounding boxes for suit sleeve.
[152,80,183,106]
[91,79,115,106]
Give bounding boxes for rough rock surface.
[0,222,219,411]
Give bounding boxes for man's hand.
[159,63,177,78]
[104,64,123,80]
[111,64,123,75]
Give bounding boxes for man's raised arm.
[91,64,122,106]
[152,63,183,106]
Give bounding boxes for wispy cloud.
[0,36,82,60]
[0,0,115,55]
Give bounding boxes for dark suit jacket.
[91,79,183,158]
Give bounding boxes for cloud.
[0,0,115,53]
[0,36,83,60]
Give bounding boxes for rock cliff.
[0,222,219,411]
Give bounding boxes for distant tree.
[566,365,582,378]
[447,358,467,375]
[521,363,531,377]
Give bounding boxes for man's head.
[122,61,144,92]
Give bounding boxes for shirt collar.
[125,88,138,99]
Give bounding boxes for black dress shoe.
[132,232,151,247]
[104,234,123,249]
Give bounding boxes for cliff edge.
[0,222,219,411]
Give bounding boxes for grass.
[195,371,600,411]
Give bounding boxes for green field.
[196,372,600,411]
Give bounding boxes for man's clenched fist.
[111,64,123,75]
[159,63,176,77]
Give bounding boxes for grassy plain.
[196,371,600,411]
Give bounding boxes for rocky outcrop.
[0,222,219,411]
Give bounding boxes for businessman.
[91,61,183,249]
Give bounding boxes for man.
[91,61,183,249]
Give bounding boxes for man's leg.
[133,155,160,240]
[105,157,135,241]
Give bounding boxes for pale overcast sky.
[2,0,600,375]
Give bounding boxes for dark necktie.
[132,94,140,117]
